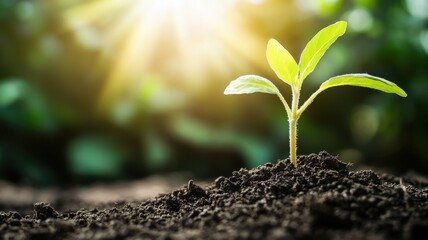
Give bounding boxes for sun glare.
[61,0,268,112]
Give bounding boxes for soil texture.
[1,151,428,239]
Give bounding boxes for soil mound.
[1,152,428,239]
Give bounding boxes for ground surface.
[1,151,428,239]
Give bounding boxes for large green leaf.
[224,75,280,95]
[266,39,298,86]
[299,21,347,84]
[319,73,407,97]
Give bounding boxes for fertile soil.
[1,151,428,239]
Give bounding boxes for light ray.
[60,0,270,113]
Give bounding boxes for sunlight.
[61,0,268,112]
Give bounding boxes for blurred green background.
[0,0,427,186]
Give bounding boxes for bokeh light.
[60,0,270,112]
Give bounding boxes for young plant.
[224,21,407,167]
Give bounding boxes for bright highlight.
[61,0,268,112]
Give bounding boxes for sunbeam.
[60,0,271,112]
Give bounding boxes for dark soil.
[1,151,428,239]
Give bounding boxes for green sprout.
[224,21,407,167]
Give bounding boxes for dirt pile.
[1,151,428,239]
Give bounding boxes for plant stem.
[289,117,297,167]
[297,88,323,118]
[277,92,292,120]
[289,86,300,167]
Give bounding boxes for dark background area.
[0,0,427,187]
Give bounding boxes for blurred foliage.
[67,134,127,179]
[0,0,427,186]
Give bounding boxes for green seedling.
[224,21,407,167]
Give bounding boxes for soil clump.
[1,151,428,239]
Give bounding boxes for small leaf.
[299,21,347,84]
[319,73,407,97]
[266,39,298,86]
[224,75,280,95]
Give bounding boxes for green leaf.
[319,73,407,97]
[299,21,347,84]
[224,75,280,95]
[266,39,298,86]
